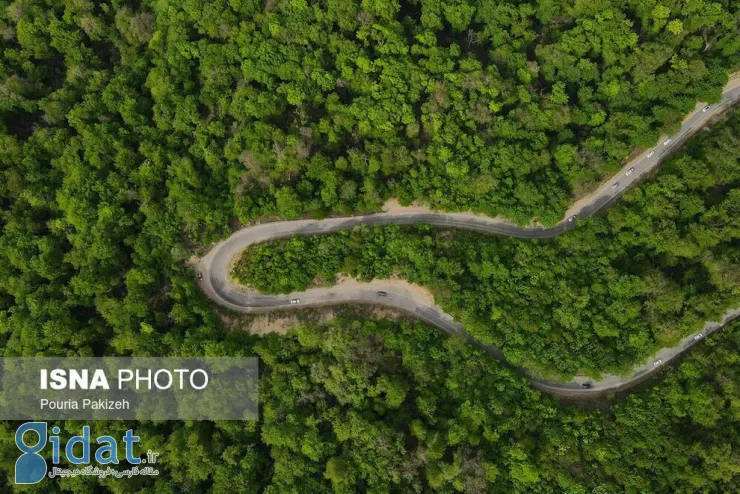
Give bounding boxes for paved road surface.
[197,81,740,397]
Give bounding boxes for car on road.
[646,150,655,158]
[611,182,620,190]
[290,298,301,304]
[376,291,387,297]
[702,105,710,113]
[581,382,592,389]
[625,167,635,176]
[663,138,671,146]
[568,215,577,223]
[197,272,203,281]
[653,359,663,366]
[693,332,704,341]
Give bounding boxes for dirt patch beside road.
[335,274,435,306]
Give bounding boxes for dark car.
[376,291,388,297]
[581,382,592,389]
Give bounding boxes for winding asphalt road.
[197,81,740,397]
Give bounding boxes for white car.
[568,215,577,223]
[653,359,663,367]
[702,105,710,113]
[290,298,301,304]
[663,138,671,146]
[625,167,635,176]
[693,332,704,341]
[611,182,620,190]
[646,151,655,158]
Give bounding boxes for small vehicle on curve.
[653,359,663,367]
[197,272,203,281]
[663,138,671,146]
[693,332,704,341]
[646,150,655,158]
[568,215,577,223]
[376,291,388,297]
[702,105,710,113]
[611,182,620,190]
[290,298,301,304]
[625,167,635,176]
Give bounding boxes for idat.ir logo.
[15,422,150,484]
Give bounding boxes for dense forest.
[253,317,740,492]
[1,0,739,357]
[233,110,740,378]
[1,0,739,491]
[2,314,739,491]
[1,0,739,229]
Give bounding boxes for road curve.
[197,81,740,397]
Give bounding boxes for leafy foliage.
[0,0,738,490]
[234,111,740,377]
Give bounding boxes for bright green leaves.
[443,3,476,31]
